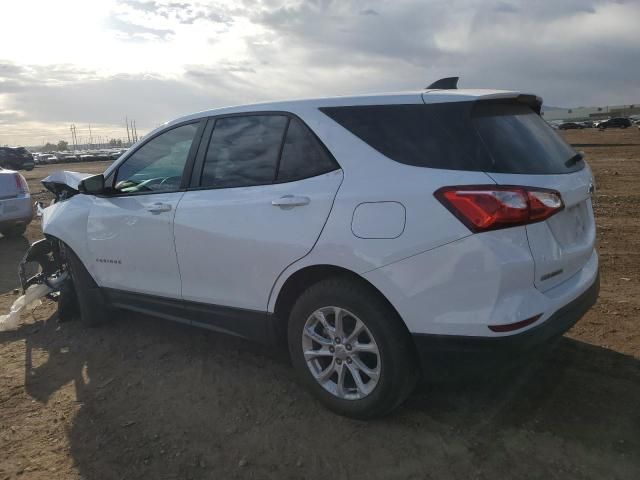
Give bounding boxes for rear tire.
[288,277,418,419]
[65,246,110,326]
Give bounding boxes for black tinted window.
[115,123,199,194]
[202,115,288,188]
[277,118,337,182]
[321,102,581,174]
[472,103,579,174]
[0,148,22,159]
[321,103,490,171]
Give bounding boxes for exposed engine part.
[17,237,77,322]
[19,238,64,293]
[35,201,48,217]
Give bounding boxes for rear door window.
[277,118,338,182]
[201,115,288,188]
[320,101,582,174]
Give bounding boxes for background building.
[542,103,640,121]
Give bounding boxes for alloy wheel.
[301,306,381,400]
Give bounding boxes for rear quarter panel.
[267,106,497,312]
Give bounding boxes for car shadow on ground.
[0,235,29,293]
[2,310,639,479]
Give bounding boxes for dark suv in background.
[0,147,35,171]
[558,122,584,130]
[598,117,632,129]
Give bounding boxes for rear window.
[320,101,582,174]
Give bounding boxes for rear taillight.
[435,185,563,232]
[14,173,29,195]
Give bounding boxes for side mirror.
[78,174,105,195]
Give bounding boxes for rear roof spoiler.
[473,94,543,116]
[424,78,543,115]
[516,94,543,115]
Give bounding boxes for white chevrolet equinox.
[25,79,599,418]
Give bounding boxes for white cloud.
[0,0,639,145]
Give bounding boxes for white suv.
[28,81,599,418]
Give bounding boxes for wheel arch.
[271,264,414,349]
[41,195,95,281]
[42,234,99,286]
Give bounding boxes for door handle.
[147,202,172,214]
[272,195,311,208]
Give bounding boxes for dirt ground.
[1,130,639,480]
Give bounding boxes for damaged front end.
[12,170,92,319]
[19,169,92,294]
[1,238,75,331]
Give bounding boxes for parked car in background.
[579,121,594,128]
[0,147,35,171]
[598,117,632,129]
[0,167,32,237]
[558,122,584,130]
[59,153,79,162]
[37,154,59,164]
[28,81,599,418]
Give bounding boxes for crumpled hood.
[41,170,93,192]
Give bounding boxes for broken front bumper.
[18,238,59,293]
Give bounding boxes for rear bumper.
[412,271,599,379]
[0,197,33,229]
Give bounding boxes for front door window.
[115,123,199,194]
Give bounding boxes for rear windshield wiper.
[565,152,583,167]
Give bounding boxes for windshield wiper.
[565,152,583,167]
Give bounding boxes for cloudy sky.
[1,0,639,146]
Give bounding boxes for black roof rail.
[426,77,459,90]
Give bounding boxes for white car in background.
[0,167,32,237]
[37,154,59,165]
[22,78,599,418]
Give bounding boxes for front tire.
[65,246,110,326]
[288,278,418,419]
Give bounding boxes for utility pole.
[125,116,131,145]
[133,120,138,142]
[88,124,93,149]
[70,124,78,151]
